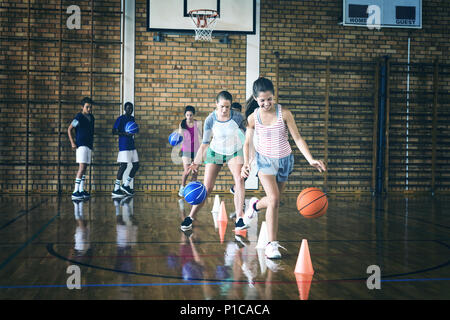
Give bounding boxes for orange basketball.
[297,187,328,219]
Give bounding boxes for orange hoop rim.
[188,9,219,28]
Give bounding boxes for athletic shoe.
[245,197,259,220]
[120,185,135,196]
[241,262,256,287]
[230,186,235,194]
[120,196,133,206]
[180,216,193,231]
[178,186,185,197]
[235,218,249,231]
[264,258,284,272]
[71,191,84,201]
[181,228,193,239]
[234,234,250,249]
[265,241,286,259]
[112,189,126,198]
[81,191,90,199]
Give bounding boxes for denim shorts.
[255,152,294,182]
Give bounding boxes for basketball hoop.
[188,9,219,42]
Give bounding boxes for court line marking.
[12,239,450,260]
[0,238,445,246]
[0,199,49,232]
[2,278,450,289]
[46,242,450,285]
[0,212,59,271]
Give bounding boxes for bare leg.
[227,156,245,219]
[257,173,282,242]
[181,157,191,186]
[76,163,87,179]
[181,163,190,186]
[256,181,286,211]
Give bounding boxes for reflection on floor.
[0,193,449,300]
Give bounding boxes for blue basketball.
[183,181,207,205]
[168,132,183,146]
[125,121,139,134]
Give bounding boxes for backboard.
[147,0,256,34]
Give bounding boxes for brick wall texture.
[0,0,449,194]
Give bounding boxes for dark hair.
[184,105,195,115]
[244,96,259,120]
[181,105,195,129]
[124,101,133,109]
[231,102,242,112]
[81,97,93,106]
[215,91,233,103]
[252,77,275,98]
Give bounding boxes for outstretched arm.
[284,108,326,173]
[241,113,255,178]
[188,143,209,174]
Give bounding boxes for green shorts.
[205,148,243,165]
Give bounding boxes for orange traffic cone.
[218,201,228,222]
[218,219,227,243]
[294,239,314,275]
[295,273,313,300]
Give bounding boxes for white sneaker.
[245,197,259,220]
[264,241,286,259]
[241,263,256,287]
[264,258,284,272]
[178,186,185,197]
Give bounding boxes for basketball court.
[0,193,449,301]
[1,0,449,305]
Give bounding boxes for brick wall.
[133,0,247,193]
[0,0,448,194]
[259,0,449,193]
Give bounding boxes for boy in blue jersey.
[68,97,95,200]
[111,102,140,197]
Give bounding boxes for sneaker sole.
[235,224,250,231]
[111,193,126,198]
[265,254,282,259]
[71,196,83,200]
[180,225,192,231]
[120,187,134,196]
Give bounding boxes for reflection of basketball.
[297,187,328,219]
[184,181,207,205]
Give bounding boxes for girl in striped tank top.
[241,77,326,260]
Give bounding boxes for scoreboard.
[343,0,422,29]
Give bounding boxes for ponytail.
[244,96,259,120]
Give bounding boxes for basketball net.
[188,9,218,42]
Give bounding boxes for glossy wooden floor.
[0,192,449,300]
